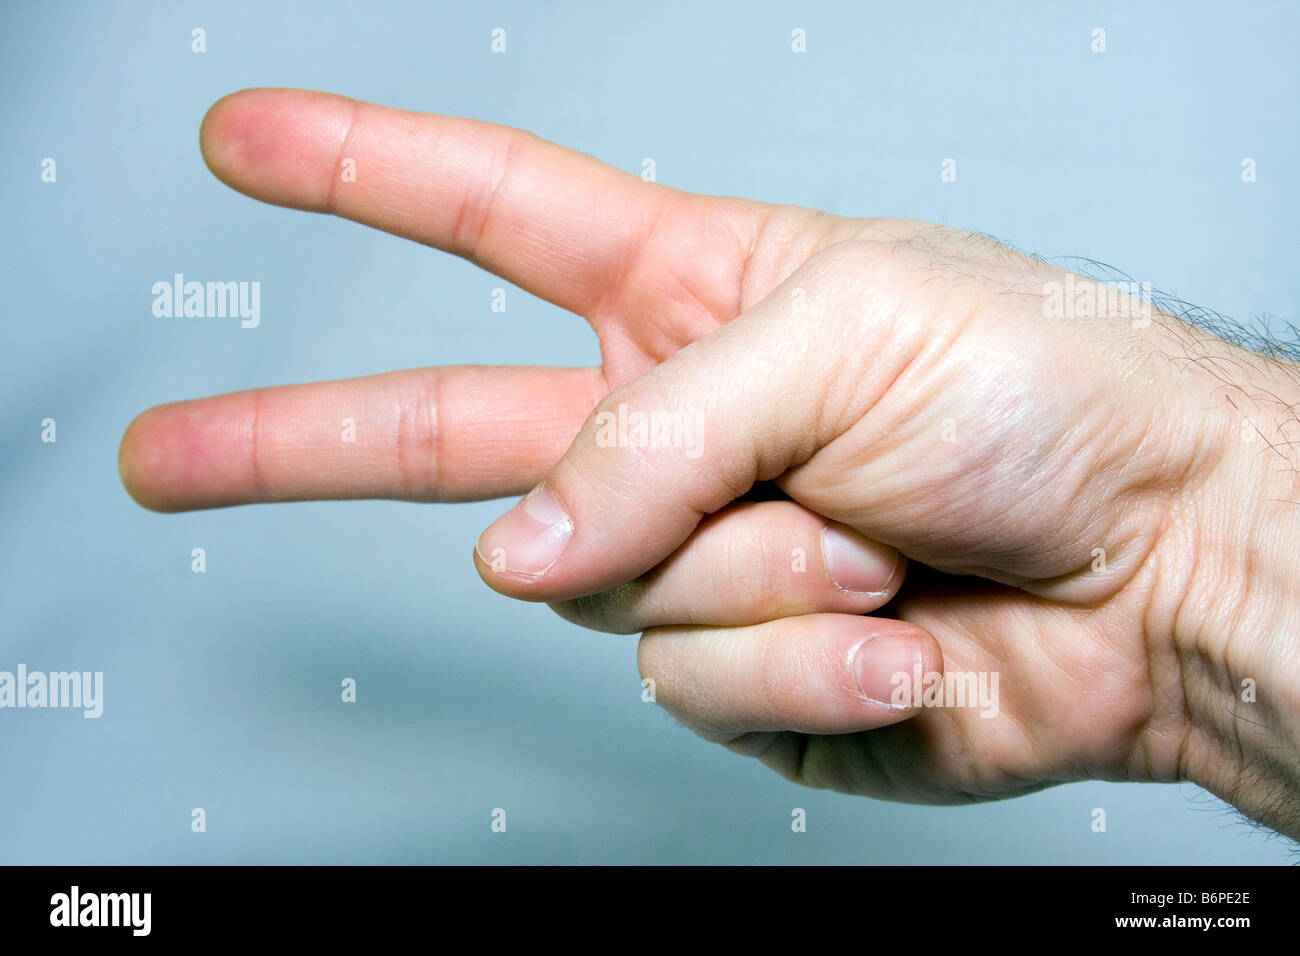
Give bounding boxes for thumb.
[473,248,867,602]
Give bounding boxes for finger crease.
[325,98,364,215]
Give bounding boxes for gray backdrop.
[2,0,1296,863]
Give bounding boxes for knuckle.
[396,369,441,500]
[802,237,895,281]
[751,625,796,723]
[637,630,679,703]
[718,520,783,617]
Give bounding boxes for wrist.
[1169,347,1300,838]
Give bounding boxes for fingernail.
[822,523,898,593]
[853,635,927,708]
[475,484,573,576]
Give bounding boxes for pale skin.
[119,88,1300,840]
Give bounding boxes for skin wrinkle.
[1139,421,1232,782]
[324,97,363,216]
[762,732,808,780]
[565,579,642,633]
[589,190,675,325]
[698,198,762,322]
[956,612,1046,786]
[781,310,980,562]
[1010,608,1096,775]
[750,624,785,731]
[675,255,739,341]
[679,403,764,516]
[452,127,533,268]
[790,252,948,477]
[589,210,743,386]
[734,202,777,313]
[422,367,445,503]
[1011,393,1165,601]
[726,729,785,762]
[394,376,411,499]
[1167,453,1265,792]
[591,196,740,371]
[248,386,266,504]
[787,727,815,787]
[1216,498,1273,787]
[736,206,828,313]
[726,521,764,613]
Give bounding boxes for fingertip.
[473,484,582,600]
[821,521,902,595]
[118,406,180,513]
[117,397,253,513]
[638,614,946,738]
[198,88,263,187]
[198,87,344,209]
[851,622,945,719]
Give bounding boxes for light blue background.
[2,0,1296,863]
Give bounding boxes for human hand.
[117,89,1300,838]
[118,87,934,739]
[117,86,959,750]
[473,220,1300,838]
